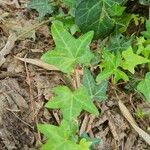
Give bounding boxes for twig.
[24,56,41,142]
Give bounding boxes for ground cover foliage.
[27,0,150,149]
[1,0,150,149]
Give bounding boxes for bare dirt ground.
[0,0,150,150]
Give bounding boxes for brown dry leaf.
[15,56,59,71]
[118,100,150,146]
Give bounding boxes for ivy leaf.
[38,120,91,150]
[137,72,150,102]
[45,86,99,122]
[41,21,94,73]
[96,50,128,83]
[141,20,150,39]
[83,68,108,101]
[122,47,150,74]
[75,0,124,38]
[107,33,133,52]
[80,132,101,147]
[28,0,54,19]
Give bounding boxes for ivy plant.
[83,68,108,101]
[75,0,125,38]
[26,0,150,149]
[96,50,129,83]
[121,47,150,73]
[41,21,94,73]
[39,20,100,150]
[45,86,99,122]
[38,120,91,150]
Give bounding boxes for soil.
[0,0,150,150]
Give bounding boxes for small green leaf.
[137,72,150,102]
[141,20,150,39]
[96,50,128,83]
[41,21,94,73]
[83,68,108,101]
[38,120,91,150]
[122,47,150,74]
[80,132,101,147]
[45,86,99,122]
[28,0,54,19]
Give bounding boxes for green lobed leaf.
[28,0,54,19]
[75,0,124,38]
[96,50,129,83]
[41,21,94,73]
[45,86,99,122]
[83,68,108,101]
[137,72,150,102]
[38,120,91,150]
[122,47,150,74]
